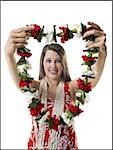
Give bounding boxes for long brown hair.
[39,43,71,82]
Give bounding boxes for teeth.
[50,70,57,73]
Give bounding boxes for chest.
[47,87,57,101]
[47,84,75,101]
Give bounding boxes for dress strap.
[64,82,72,112]
[64,82,70,96]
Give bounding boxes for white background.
[1,1,112,149]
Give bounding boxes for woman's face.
[43,50,63,81]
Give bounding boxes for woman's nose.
[51,61,56,68]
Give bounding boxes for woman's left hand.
[83,22,107,58]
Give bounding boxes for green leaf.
[59,116,67,125]
[40,110,48,117]
[82,75,95,79]
[66,109,74,118]
[76,90,86,103]
[16,57,27,66]
[35,110,48,121]
[82,60,96,66]
[83,48,99,54]
[19,72,34,81]
[17,48,25,53]
[36,25,44,42]
[42,33,47,36]
[53,25,57,42]
[23,47,31,53]
[88,53,92,57]
[28,98,40,108]
[21,87,36,93]
[56,32,62,37]
[71,28,77,33]
[77,97,85,105]
[69,31,74,39]
[45,118,53,129]
[17,47,31,53]
[81,22,87,35]
[83,92,86,99]
[49,118,54,129]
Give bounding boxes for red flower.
[68,103,83,115]
[52,115,59,131]
[30,102,44,116]
[31,24,41,38]
[28,139,33,150]
[19,80,32,88]
[77,78,92,92]
[59,26,70,43]
[82,55,95,63]
[17,52,32,58]
[44,129,50,145]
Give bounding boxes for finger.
[94,35,106,43]
[86,41,104,49]
[86,36,106,47]
[83,29,105,39]
[10,30,31,40]
[15,43,27,48]
[88,22,103,31]
[13,37,28,44]
[86,41,94,47]
[10,31,27,38]
[12,25,34,33]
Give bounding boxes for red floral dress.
[28,83,78,150]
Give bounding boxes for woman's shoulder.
[68,79,78,89]
[67,80,78,98]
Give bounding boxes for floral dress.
[27,81,78,150]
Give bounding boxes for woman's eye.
[56,60,62,63]
[46,59,51,63]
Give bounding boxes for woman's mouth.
[49,70,58,74]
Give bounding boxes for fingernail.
[25,42,28,45]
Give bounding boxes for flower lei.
[16,23,98,131]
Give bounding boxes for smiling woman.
[3,20,108,150]
[40,43,71,82]
[43,50,63,81]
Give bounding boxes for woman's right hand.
[4,25,33,56]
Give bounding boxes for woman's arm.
[4,54,20,89]
[4,26,39,90]
[69,22,107,91]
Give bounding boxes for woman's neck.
[45,77,60,87]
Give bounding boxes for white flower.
[17,61,32,72]
[24,91,34,103]
[24,90,39,103]
[74,23,82,38]
[33,90,39,98]
[85,94,91,103]
[33,116,37,121]
[82,70,95,77]
[21,63,32,70]
[76,92,82,97]
[75,100,79,106]
[45,30,54,44]
[61,112,73,126]
[38,111,50,125]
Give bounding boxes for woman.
[4,22,107,149]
